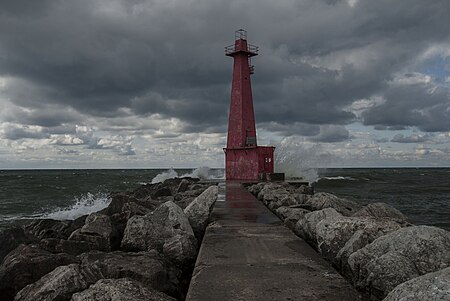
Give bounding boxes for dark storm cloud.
[3,105,81,128]
[309,125,350,143]
[0,0,449,138]
[362,83,450,132]
[260,122,320,137]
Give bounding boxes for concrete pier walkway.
[186,182,362,301]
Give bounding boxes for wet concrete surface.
[186,182,363,301]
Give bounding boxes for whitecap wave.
[43,192,111,220]
[321,176,356,181]
[181,166,224,180]
[151,168,179,184]
[151,167,224,184]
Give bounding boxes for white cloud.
[391,72,432,86]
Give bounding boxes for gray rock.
[352,202,408,223]
[14,263,104,301]
[294,193,311,204]
[176,179,190,193]
[294,208,342,247]
[267,195,297,210]
[315,217,402,263]
[68,213,116,251]
[257,183,290,205]
[131,178,189,201]
[22,219,72,240]
[296,185,314,195]
[121,201,197,267]
[274,206,293,220]
[183,186,218,240]
[0,227,36,263]
[275,207,310,230]
[0,244,78,301]
[100,193,158,216]
[347,225,450,299]
[153,187,172,198]
[189,184,206,191]
[383,267,450,301]
[39,238,95,255]
[79,251,181,297]
[100,194,159,245]
[247,182,265,196]
[305,192,362,216]
[337,227,402,279]
[71,278,176,301]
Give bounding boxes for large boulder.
[275,206,310,230]
[176,179,190,193]
[14,263,104,301]
[153,187,173,198]
[121,201,197,267]
[0,244,78,301]
[22,219,72,240]
[247,182,265,196]
[71,278,176,301]
[294,208,342,247]
[293,193,311,205]
[383,267,450,301]
[99,193,159,244]
[315,217,403,263]
[68,213,117,251]
[352,202,409,224]
[267,195,297,211]
[0,227,36,263]
[347,225,450,299]
[131,178,200,201]
[336,227,402,279]
[79,251,181,298]
[39,238,96,255]
[257,183,290,206]
[100,193,157,217]
[305,192,362,216]
[295,185,314,195]
[183,186,218,240]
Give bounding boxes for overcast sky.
[0,0,449,169]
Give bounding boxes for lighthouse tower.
[224,29,275,181]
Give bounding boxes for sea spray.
[275,137,332,183]
[151,167,224,184]
[43,192,111,220]
[181,166,212,180]
[151,168,179,184]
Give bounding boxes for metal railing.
[224,44,259,55]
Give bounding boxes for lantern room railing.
[224,44,259,56]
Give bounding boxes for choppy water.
[0,168,223,229]
[0,168,448,230]
[315,168,450,230]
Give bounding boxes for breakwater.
[0,178,219,301]
[1,177,448,300]
[186,182,362,300]
[246,182,450,300]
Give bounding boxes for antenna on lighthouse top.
[235,29,247,40]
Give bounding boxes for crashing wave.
[43,192,111,220]
[151,167,224,184]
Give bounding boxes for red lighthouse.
[224,29,275,181]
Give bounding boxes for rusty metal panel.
[257,146,275,174]
[225,148,259,180]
